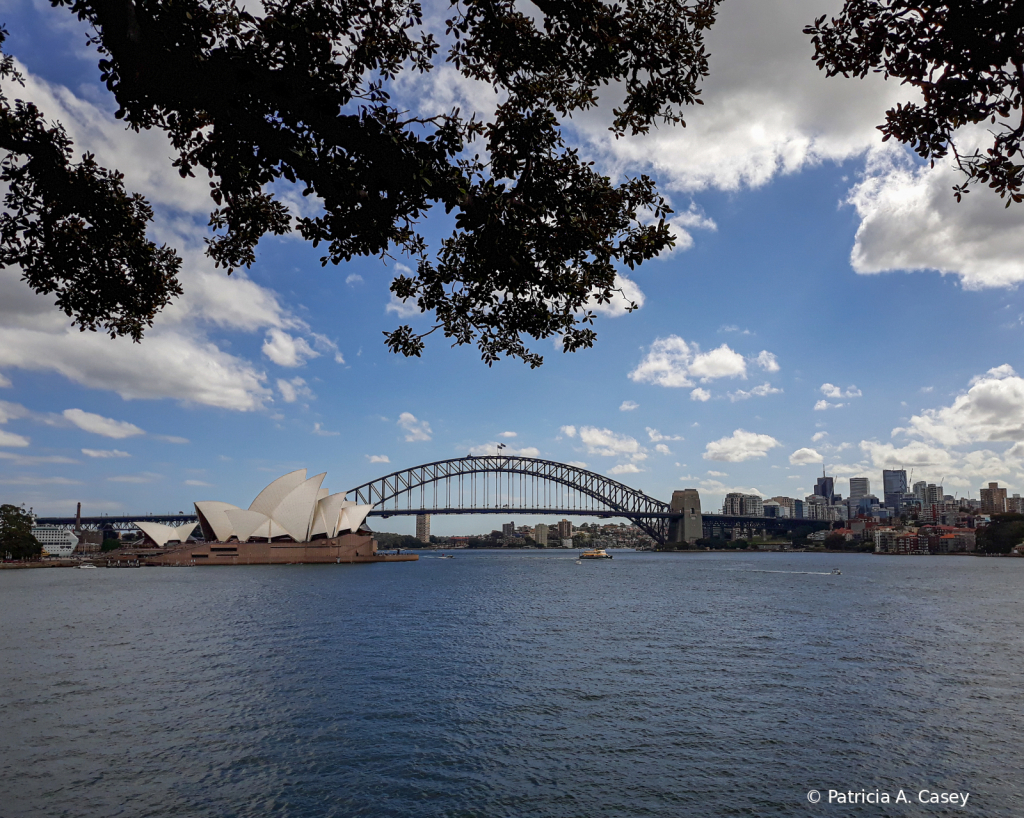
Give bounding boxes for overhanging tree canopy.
[0,0,721,366]
[805,0,1024,205]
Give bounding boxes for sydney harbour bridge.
[35,455,815,546]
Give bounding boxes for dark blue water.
[2,550,1023,817]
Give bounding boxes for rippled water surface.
[3,550,1024,817]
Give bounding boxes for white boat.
[78,563,98,569]
[831,568,841,575]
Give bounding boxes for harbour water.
[2,550,1023,817]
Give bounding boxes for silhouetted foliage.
[806,0,1024,205]
[976,513,1024,555]
[1,0,722,365]
[101,538,121,552]
[0,503,41,560]
[0,31,182,342]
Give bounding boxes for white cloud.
[366,454,391,464]
[107,472,162,483]
[82,448,131,458]
[398,412,432,442]
[812,431,828,443]
[820,383,862,399]
[629,336,757,388]
[0,323,272,411]
[896,365,1024,446]
[184,479,213,487]
[848,140,1024,289]
[690,388,711,402]
[346,274,364,285]
[158,436,191,446]
[729,382,782,401]
[619,400,639,412]
[386,293,421,318]
[704,429,781,462]
[498,431,517,438]
[277,377,314,404]
[567,460,588,468]
[0,475,82,485]
[608,463,642,475]
[789,447,824,465]
[578,426,642,458]
[0,373,10,387]
[0,430,29,447]
[707,470,727,478]
[814,400,844,411]
[560,425,577,438]
[577,0,904,196]
[0,452,77,465]
[646,428,683,442]
[312,422,340,437]
[655,443,672,455]
[262,329,319,368]
[468,442,541,457]
[63,409,144,439]
[586,273,646,317]
[755,351,780,372]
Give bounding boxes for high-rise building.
[557,519,573,539]
[502,521,514,537]
[926,484,944,505]
[814,475,835,504]
[534,524,549,546]
[883,469,908,510]
[913,481,928,502]
[415,514,431,543]
[1008,494,1023,514]
[980,482,1008,514]
[849,477,870,502]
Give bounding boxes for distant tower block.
[669,489,702,544]
[415,514,431,543]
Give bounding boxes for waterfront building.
[723,493,763,516]
[31,526,79,558]
[560,538,573,549]
[534,524,549,546]
[557,519,573,539]
[849,477,870,503]
[1008,494,1024,514]
[883,469,908,510]
[980,482,1008,514]
[415,514,431,543]
[502,521,514,537]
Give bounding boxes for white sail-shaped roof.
[192,469,375,544]
[338,504,373,535]
[269,472,326,542]
[249,469,307,517]
[225,509,272,542]
[194,501,240,542]
[224,509,290,541]
[312,493,355,538]
[136,520,198,547]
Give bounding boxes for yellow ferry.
[579,548,612,560]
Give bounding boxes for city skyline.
[3,0,1024,535]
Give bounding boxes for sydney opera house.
[147,469,417,565]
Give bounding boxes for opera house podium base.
[144,534,418,566]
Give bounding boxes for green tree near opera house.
[0,503,41,560]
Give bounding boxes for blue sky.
[3,0,1024,534]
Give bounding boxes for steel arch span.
[346,455,671,542]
